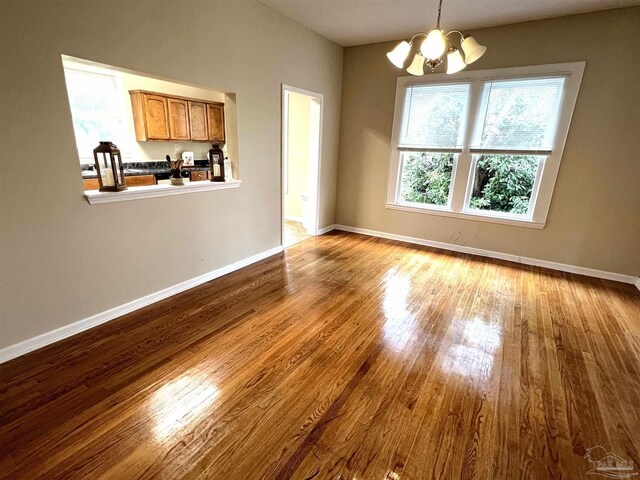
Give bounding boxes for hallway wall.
[285,92,311,221]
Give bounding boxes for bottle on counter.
[223,157,233,182]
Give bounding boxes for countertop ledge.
[84,180,241,204]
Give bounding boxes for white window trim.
[62,59,133,163]
[386,62,585,229]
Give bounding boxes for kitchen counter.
[81,160,210,179]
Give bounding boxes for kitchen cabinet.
[207,103,225,142]
[168,98,190,141]
[83,175,157,191]
[189,101,208,141]
[130,92,170,141]
[189,170,210,182]
[125,175,157,187]
[83,178,100,191]
[130,90,224,143]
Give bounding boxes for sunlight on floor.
[284,220,311,247]
[441,316,502,383]
[150,374,219,441]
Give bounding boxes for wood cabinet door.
[143,94,170,140]
[189,170,210,182]
[188,101,208,141]
[125,175,157,187]
[207,104,225,142]
[83,178,100,190]
[167,98,190,141]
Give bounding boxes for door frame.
[281,84,324,246]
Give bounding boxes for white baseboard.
[0,245,284,364]
[3,225,636,364]
[317,224,335,235]
[333,224,639,286]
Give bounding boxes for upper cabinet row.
[129,90,225,143]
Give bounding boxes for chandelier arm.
[445,30,465,49]
[409,32,429,44]
[445,30,465,40]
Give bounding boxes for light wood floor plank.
[1,232,638,479]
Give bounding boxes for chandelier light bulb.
[446,47,466,74]
[461,36,487,64]
[420,29,446,60]
[386,41,411,68]
[407,53,426,76]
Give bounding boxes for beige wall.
[0,0,342,348]
[285,92,311,220]
[336,7,640,276]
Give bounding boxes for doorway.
[281,85,323,248]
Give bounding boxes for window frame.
[62,60,132,163]
[386,62,585,229]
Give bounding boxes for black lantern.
[93,141,127,192]
[209,140,225,182]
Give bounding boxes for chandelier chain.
[436,0,444,28]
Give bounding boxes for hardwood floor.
[1,231,639,479]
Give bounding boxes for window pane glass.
[476,77,565,150]
[64,69,120,116]
[72,117,125,157]
[63,67,126,160]
[400,83,469,148]
[468,155,541,215]
[399,152,454,206]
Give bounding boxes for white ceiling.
[258,0,640,46]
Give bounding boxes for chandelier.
[386,0,486,75]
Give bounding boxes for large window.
[387,63,584,228]
[63,63,129,163]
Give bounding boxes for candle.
[102,167,114,186]
[213,164,221,177]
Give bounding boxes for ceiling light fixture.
[386,0,486,76]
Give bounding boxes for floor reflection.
[150,374,219,441]
[382,268,417,352]
[284,220,311,247]
[442,317,502,381]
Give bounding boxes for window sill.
[385,203,545,229]
[85,180,241,204]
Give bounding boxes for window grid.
[386,63,585,228]
[397,79,562,216]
